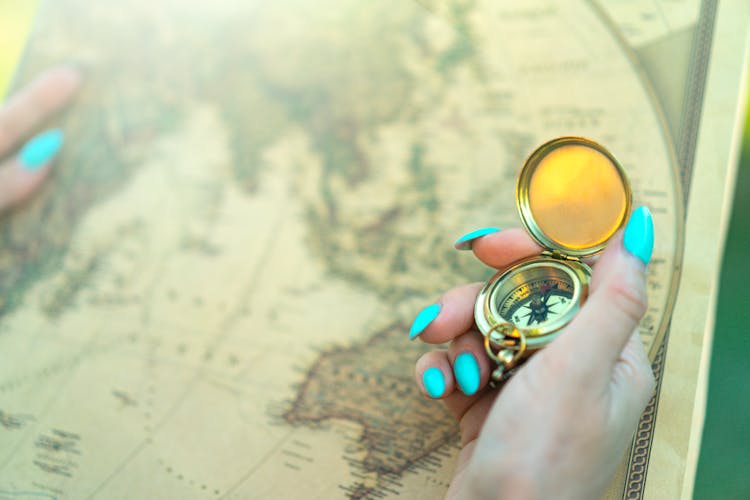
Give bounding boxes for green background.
[694,109,750,499]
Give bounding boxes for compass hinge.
[541,250,581,262]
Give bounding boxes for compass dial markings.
[499,277,574,328]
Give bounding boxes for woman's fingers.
[415,330,496,428]
[448,331,491,397]
[0,66,82,214]
[0,65,81,155]
[416,330,491,405]
[455,227,542,269]
[548,207,654,385]
[415,350,455,399]
[411,229,549,343]
[409,283,483,343]
[0,129,64,214]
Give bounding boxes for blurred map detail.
[0,0,746,498]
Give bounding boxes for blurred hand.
[0,66,81,215]
[411,208,655,499]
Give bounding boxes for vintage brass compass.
[475,137,631,384]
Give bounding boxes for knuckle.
[637,365,657,401]
[631,364,655,396]
[621,350,656,403]
[608,277,648,325]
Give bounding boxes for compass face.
[497,277,574,327]
[475,257,589,344]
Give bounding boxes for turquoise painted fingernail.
[454,352,480,396]
[454,227,500,250]
[409,303,440,339]
[18,129,64,171]
[623,206,654,265]
[422,367,445,398]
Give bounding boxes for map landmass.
[0,0,693,498]
[284,323,457,498]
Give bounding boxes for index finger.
[0,66,81,155]
[410,283,483,344]
[460,227,543,269]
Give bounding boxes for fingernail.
[454,227,500,250]
[454,352,480,395]
[623,206,654,265]
[18,129,64,171]
[409,303,440,339]
[422,367,445,398]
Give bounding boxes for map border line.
[619,0,718,498]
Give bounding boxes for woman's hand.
[0,66,81,215]
[411,207,655,499]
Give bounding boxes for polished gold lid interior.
[516,137,631,257]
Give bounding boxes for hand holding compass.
[410,137,656,498]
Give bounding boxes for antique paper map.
[0,0,747,498]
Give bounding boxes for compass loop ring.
[483,322,527,369]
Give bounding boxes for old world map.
[0,0,697,497]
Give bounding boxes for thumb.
[548,206,654,385]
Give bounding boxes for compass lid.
[516,137,631,258]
